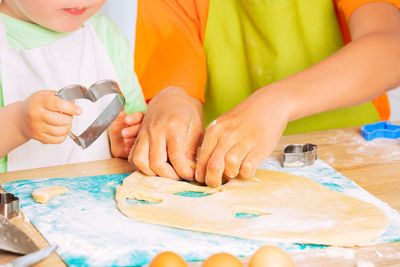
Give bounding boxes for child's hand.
[109,111,144,159]
[20,90,82,144]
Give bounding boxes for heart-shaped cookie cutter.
[56,80,125,149]
[282,143,318,168]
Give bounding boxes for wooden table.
[1,125,400,266]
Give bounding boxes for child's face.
[2,0,106,32]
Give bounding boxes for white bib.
[0,17,119,171]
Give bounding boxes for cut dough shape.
[32,186,68,204]
[115,170,388,246]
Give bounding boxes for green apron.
[203,0,380,134]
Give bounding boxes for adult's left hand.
[195,86,293,187]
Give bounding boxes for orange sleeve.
[334,0,400,44]
[134,0,209,102]
[334,0,400,121]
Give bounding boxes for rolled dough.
[32,186,68,204]
[115,170,387,246]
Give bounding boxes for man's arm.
[282,2,400,121]
[129,0,208,179]
[134,0,209,102]
[195,2,400,186]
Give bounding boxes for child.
[0,0,146,172]
[132,0,400,186]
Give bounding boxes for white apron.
[0,17,119,171]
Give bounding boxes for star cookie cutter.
[282,143,318,168]
[361,121,400,141]
[56,80,125,149]
[0,192,19,219]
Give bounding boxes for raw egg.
[149,251,188,267]
[202,252,243,267]
[249,246,295,267]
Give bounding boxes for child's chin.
[55,25,83,33]
[45,22,85,33]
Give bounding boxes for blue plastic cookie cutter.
[361,121,400,141]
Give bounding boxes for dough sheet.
[115,170,387,246]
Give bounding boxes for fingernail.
[205,176,220,188]
[122,129,128,136]
[207,120,217,129]
[229,171,239,178]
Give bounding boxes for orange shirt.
[135,0,400,120]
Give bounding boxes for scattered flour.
[320,130,400,167]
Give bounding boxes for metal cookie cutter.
[56,79,125,149]
[361,121,400,141]
[0,192,19,219]
[0,214,39,255]
[282,143,318,168]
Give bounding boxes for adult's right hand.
[128,87,204,180]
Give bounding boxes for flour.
[291,246,354,259]
[2,175,267,266]
[320,130,400,167]
[282,161,305,167]
[3,158,400,266]
[356,260,375,267]
[290,244,400,266]
[293,248,392,266]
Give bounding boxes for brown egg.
[249,246,295,267]
[202,252,244,267]
[149,251,188,267]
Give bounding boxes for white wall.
[100,2,400,122]
[389,88,400,121]
[100,0,137,49]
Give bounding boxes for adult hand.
[109,111,144,159]
[129,87,203,180]
[20,90,82,144]
[195,86,293,187]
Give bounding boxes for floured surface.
[2,159,400,266]
[316,129,400,167]
[116,170,388,246]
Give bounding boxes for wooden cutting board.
[1,124,400,266]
